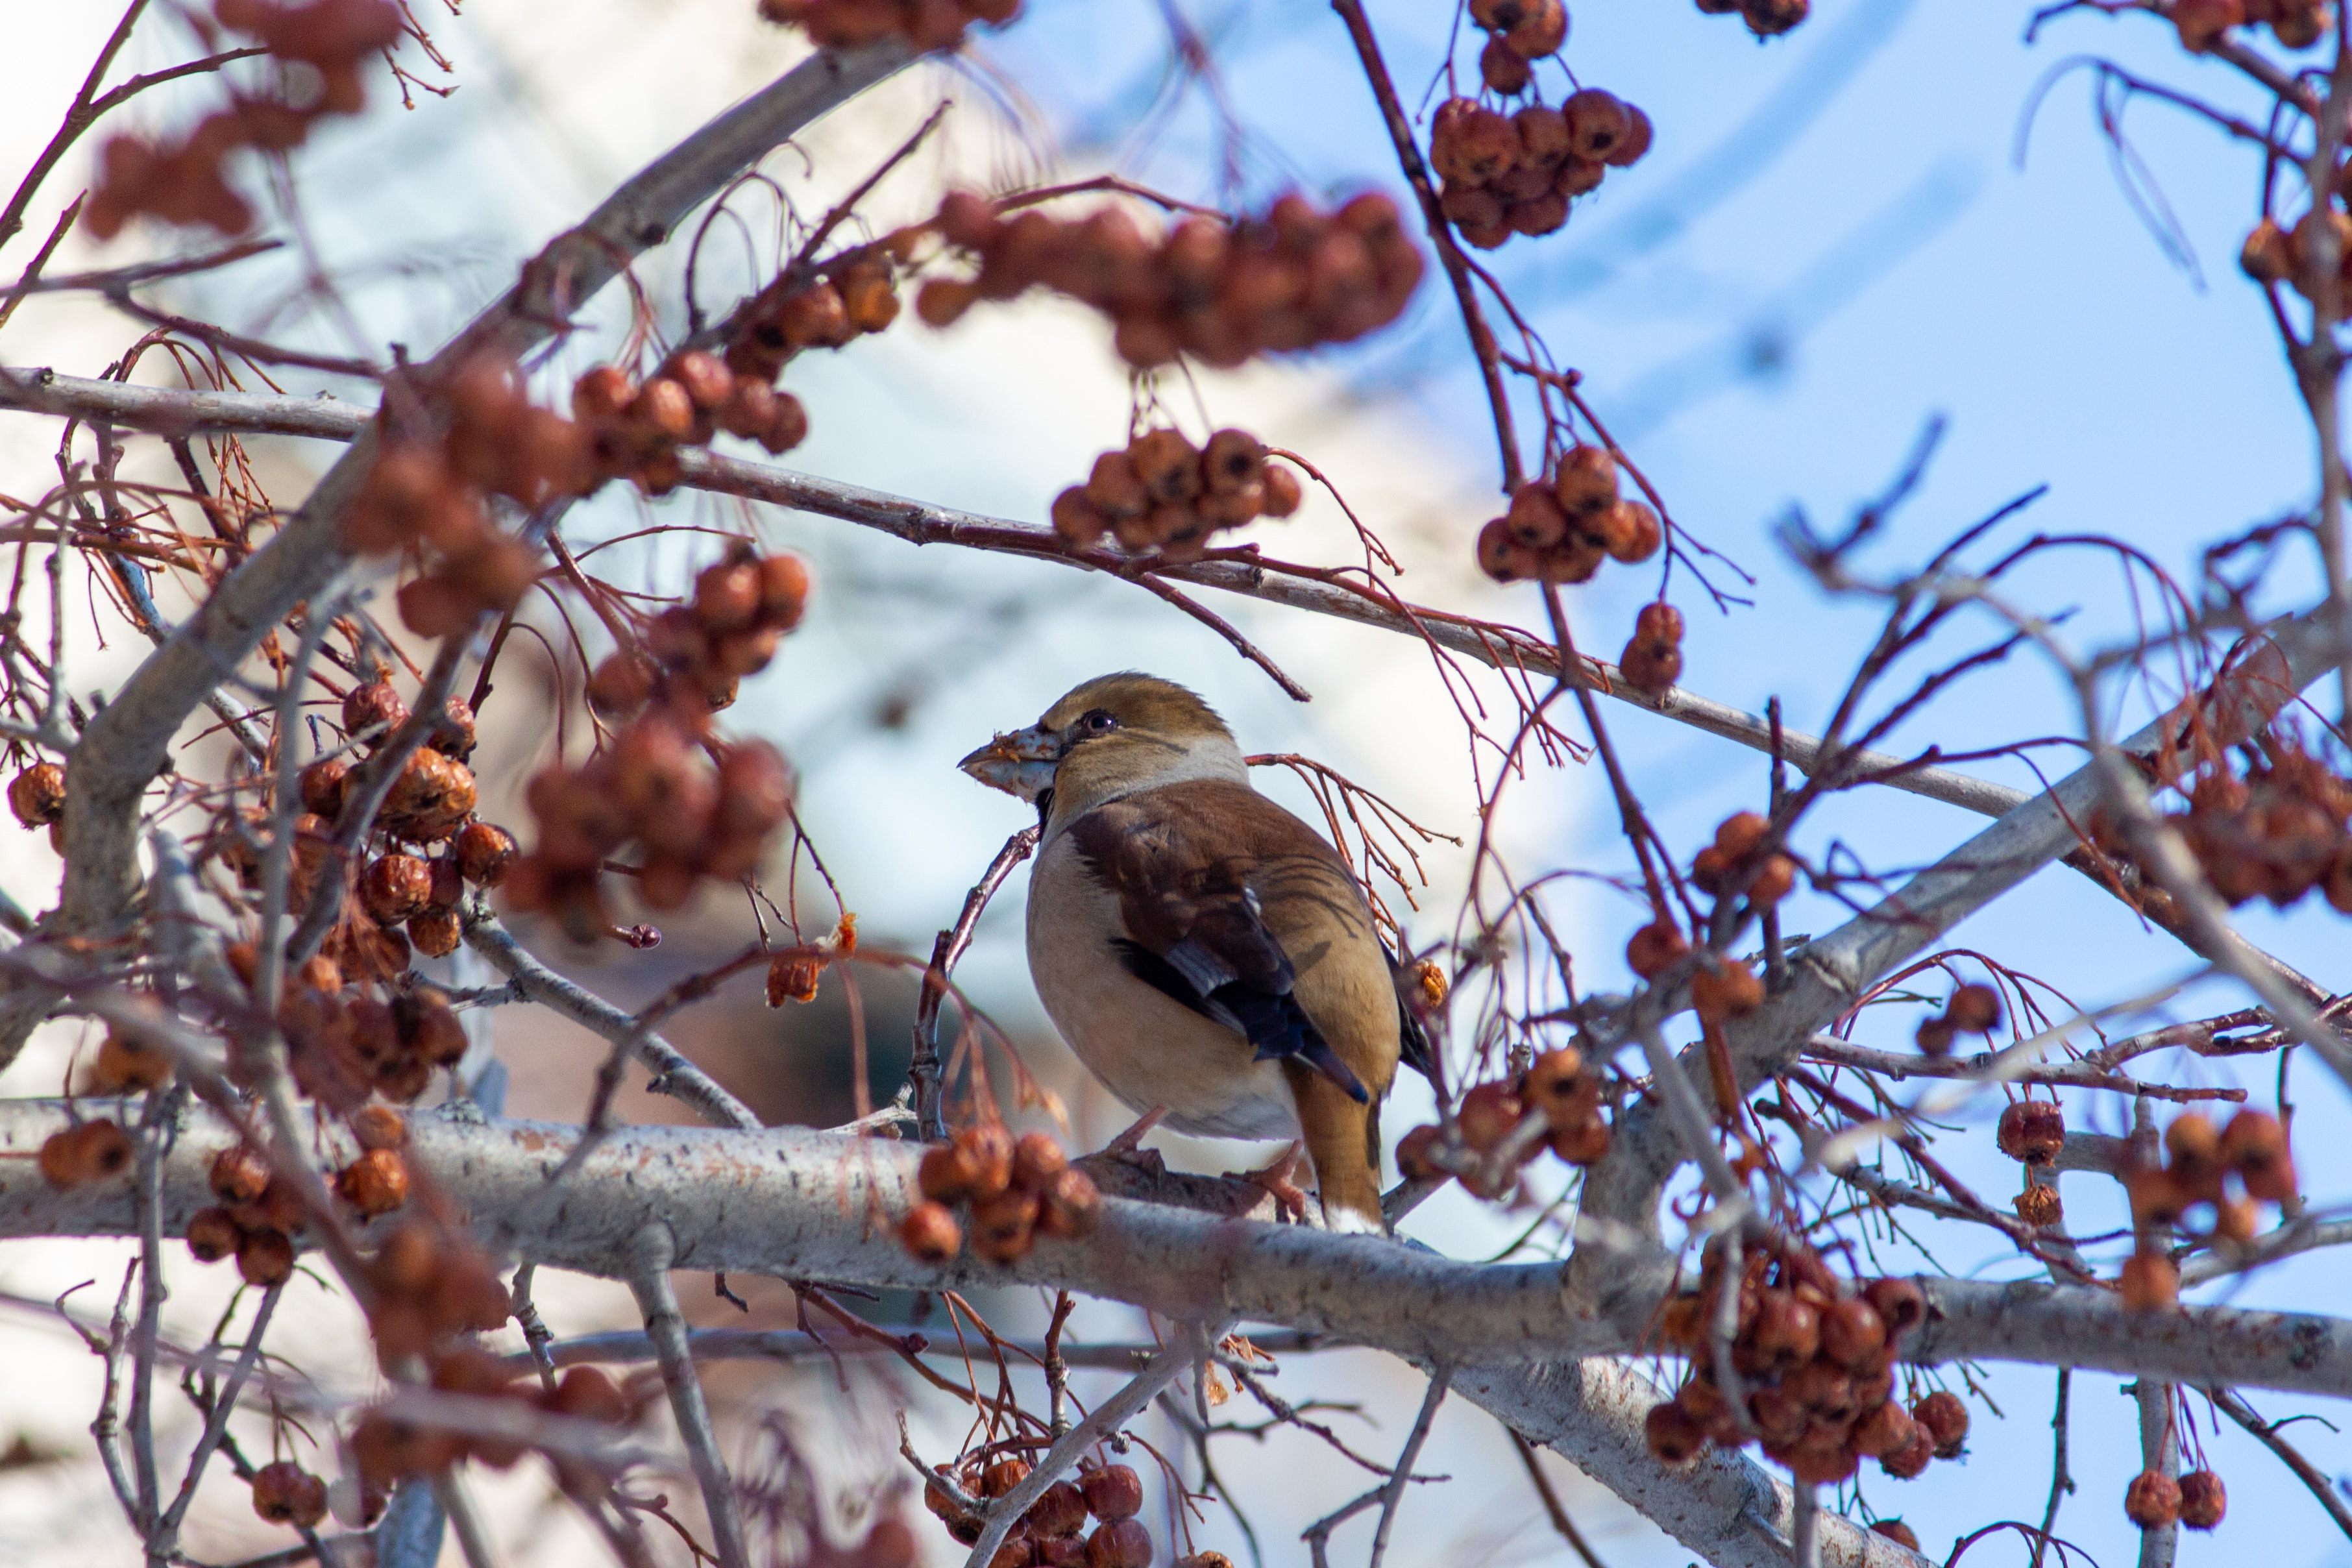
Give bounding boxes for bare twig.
[626,1223,749,1568]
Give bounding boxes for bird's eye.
[1080,709,1118,734]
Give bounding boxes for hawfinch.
[959,673,1430,1232]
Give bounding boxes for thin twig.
[626,1223,750,1568]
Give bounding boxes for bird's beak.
[958,724,1059,802]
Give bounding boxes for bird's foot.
[1099,1106,1171,1176]
[1227,1142,1309,1222]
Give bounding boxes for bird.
[958,672,1430,1232]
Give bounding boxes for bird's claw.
[1229,1142,1309,1222]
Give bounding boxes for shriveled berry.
[2222,1108,2296,1202]
[299,758,351,818]
[2013,1182,2064,1227]
[187,1207,243,1262]
[8,763,66,826]
[1625,918,1688,978]
[981,1458,1031,1497]
[2177,1468,2225,1530]
[342,681,408,742]
[1946,982,2002,1033]
[2125,1468,2181,1528]
[1395,1123,1445,1181]
[1563,90,1634,162]
[408,907,461,957]
[1868,1519,1920,1550]
[361,853,434,924]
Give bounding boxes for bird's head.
[958,672,1248,826]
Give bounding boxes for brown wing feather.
[1066,779,1400,1105]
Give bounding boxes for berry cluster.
[506,712,794,937]
[757,0,1019,51]
[1618,600,1684,696]
[1466,0,1567,96]
[1690,811,1797,913]
[2004,1095,2063,1231]
[918,191,1424,369]
[38,1117,133,1186]
[589,544,812,718]
[1432,93,1651,249]
[900,1125,1103,1266]
[1693,0,1809,38]
[186,1142,307,1287]
[1476,445,1661,583]
[1395,1045,1611,1198]
[2174,0,2330,52]
[250,1459,329,1528]
[572,350,810,500]
[7,760,66,850]
[2117,1109,2296,1308]
[2126,1466,2228,1532]
[1051,428,1305,561]
[2144,745,2352,913]
[924,1458,1193,1567]
[1913,981,2001,1058]
[1646,1244,1944,1486]
[724,251,902,386]
[86,0,402,239]
[268,961,470,1108]
[364,1218,514,1369]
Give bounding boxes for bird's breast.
[1025,833,1297,1140]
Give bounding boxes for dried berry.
[2222,1108,2296,1203]
[2125,1468,2182,1528]
[1456,1079,1527,1152]
[7,761,66,826]
[1081,1464,1144,1522]
[1911,1390,1968,1459]
[1030,1480,1090,1539]
[900,1201,962,1264]
[1625,918,1689,979]
[408,907,461,957]
[209,1145,272,1208]
[89,1029,173,1094]
[1012,1130,1069,1190]
[361,853,434,924]
[2177,1468,2225,1530]
[1084,1519,1151,1568]
[546,1365,629,1425]
[1996,1099,2065,1164]
[186,1207,243,1262]
[1868,1519,1920,1550]
[343,681,408,742]
[970,1188,1041,1264]
[1862,1276,1926,1339]
[251,1460,329,1527]
[1645,1400,1705,1464]
[237,1225,297,1287]
[1946,983,2002,1033]
[40,1120,134,1186]
[2013,1182,2063,1228]
[339,1148,410,1216]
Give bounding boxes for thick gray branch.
[4,1101,2351,1401]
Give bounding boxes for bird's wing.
[1065,779,1389,1105]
